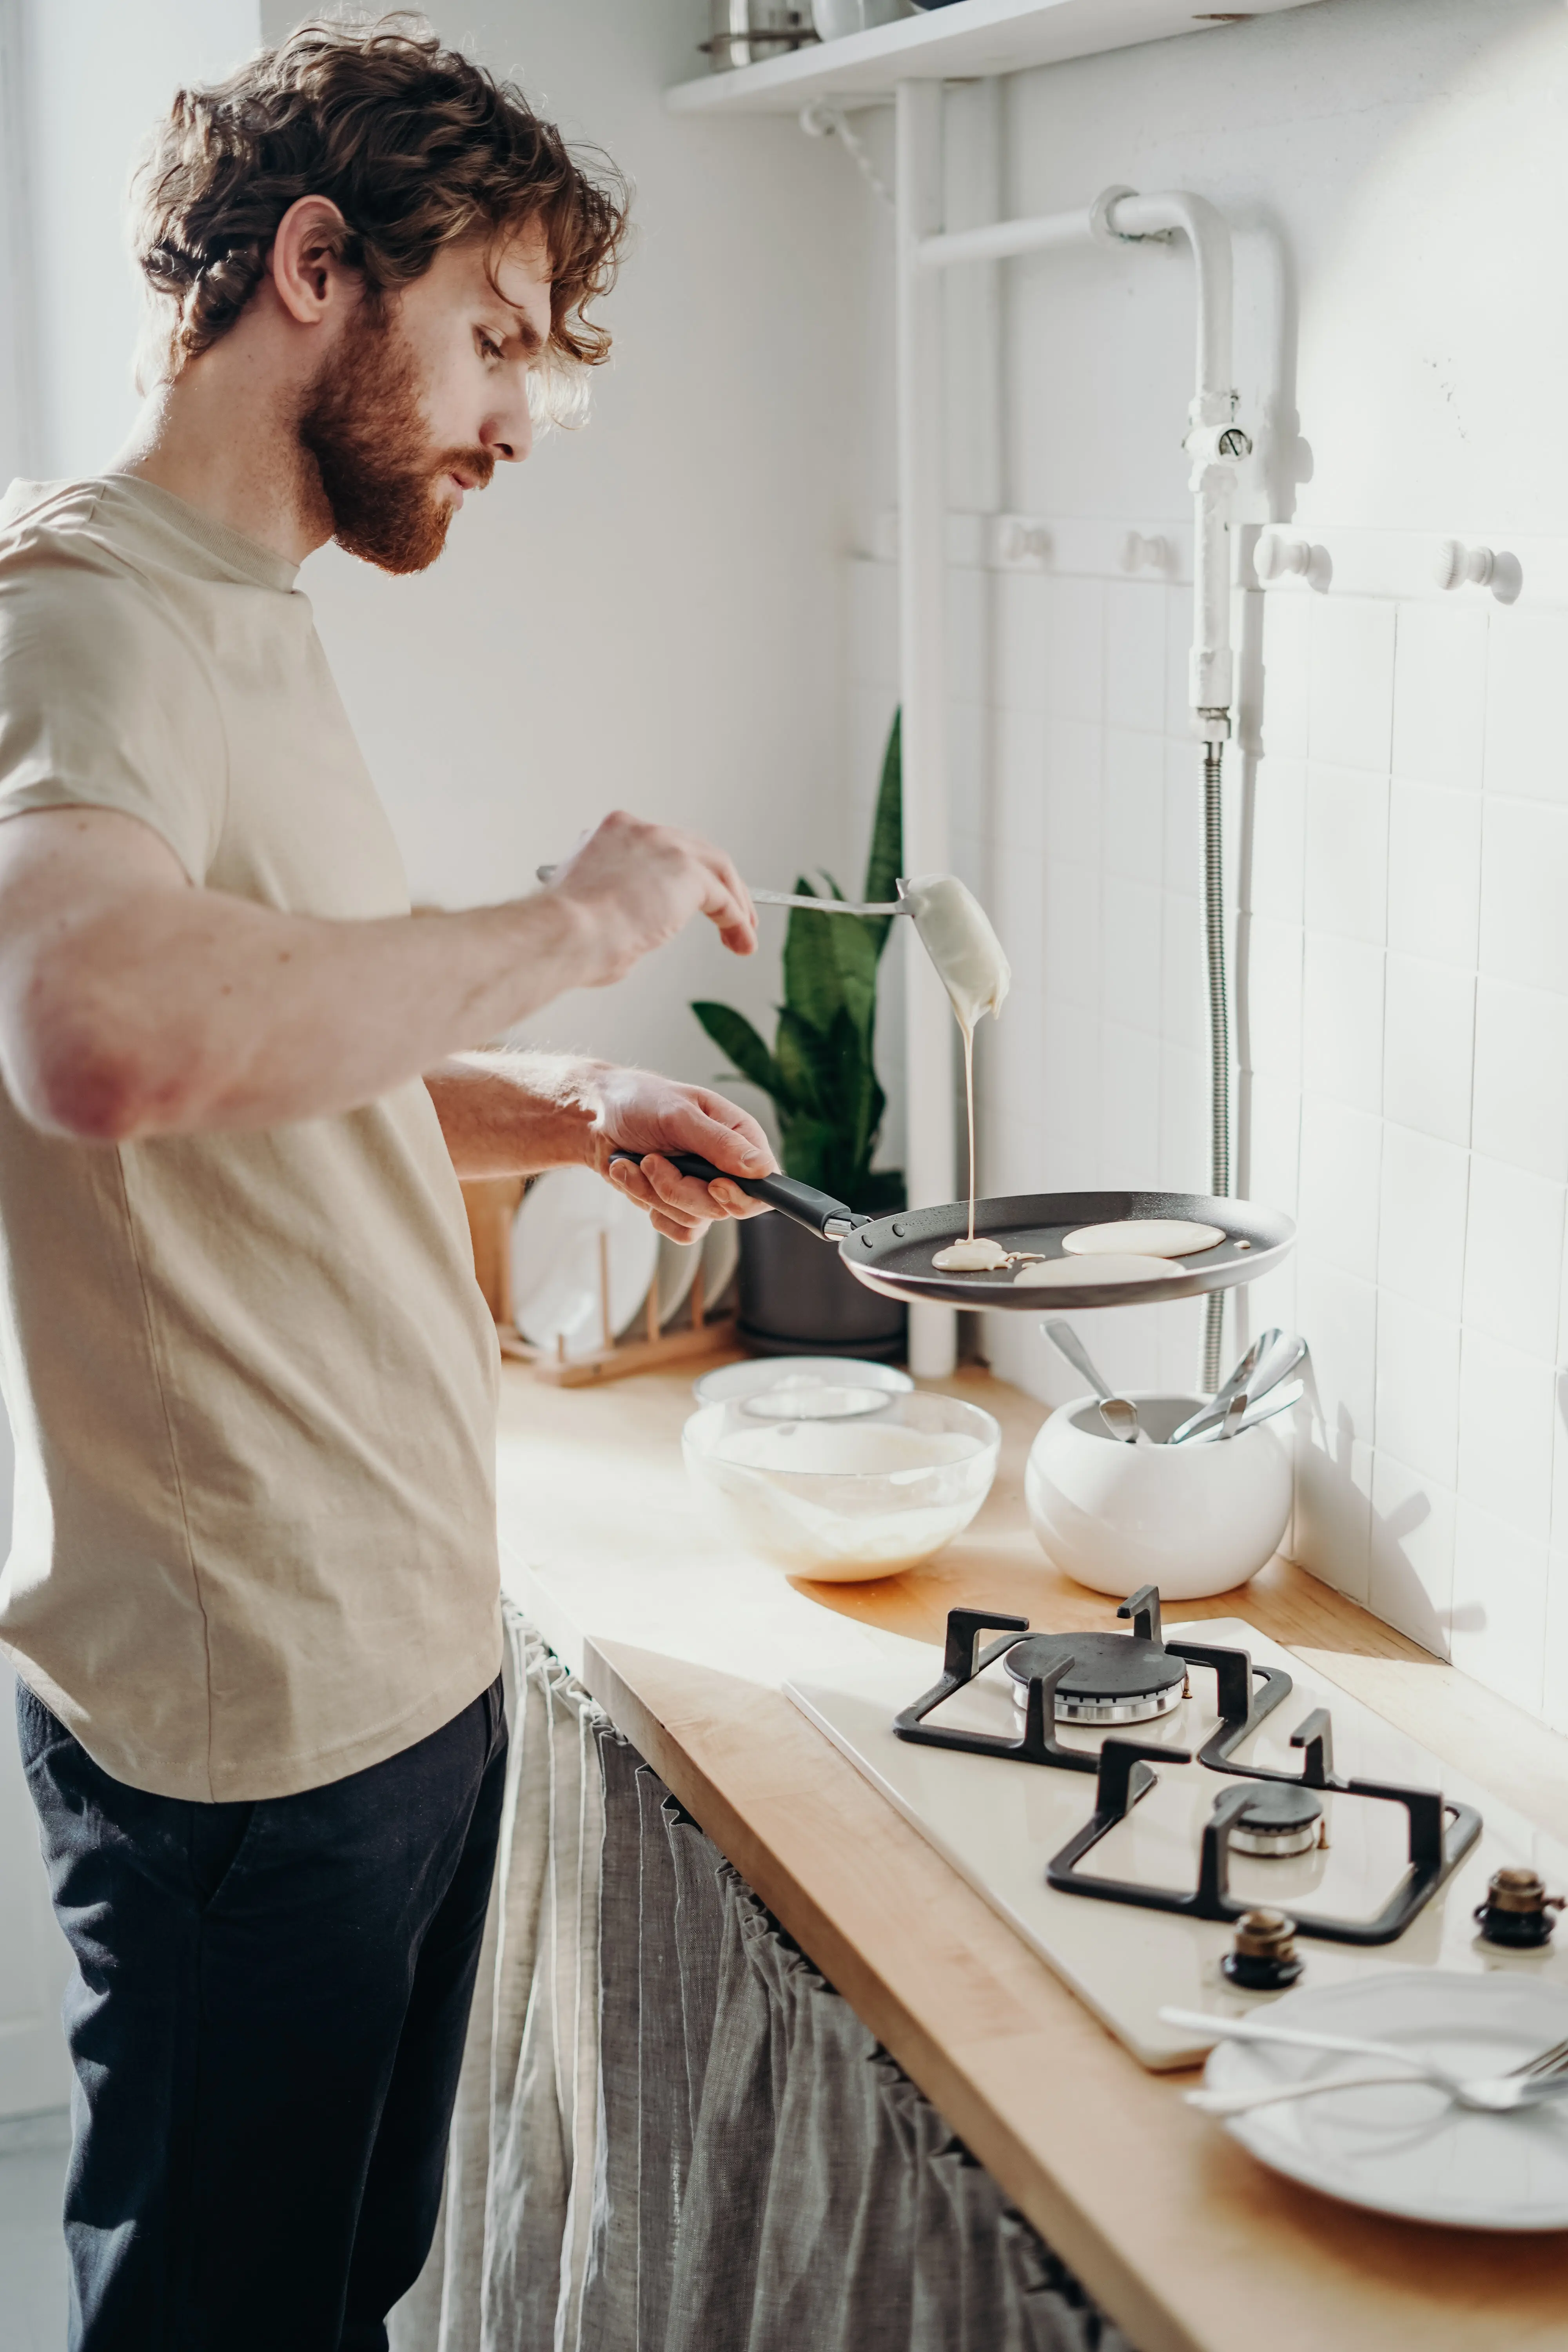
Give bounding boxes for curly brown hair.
[130,14,629,413]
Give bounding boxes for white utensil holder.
[1025,1393,1292,1601]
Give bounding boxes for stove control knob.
[1221,1908,1304,1993]
[1474,1867,1564,1950]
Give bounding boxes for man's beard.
[297,305,493,576]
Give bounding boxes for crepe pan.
[609,1152,1294,1312]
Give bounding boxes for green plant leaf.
[782,883,848,1036]
[778,1112,841,1192]
[828,908,879,1049]
[689,1002,781,1102]
[862,708,903,957]
[859,1167,906,1215]
[774,1006,827,1119]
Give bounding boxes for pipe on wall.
[895,82,958,1379]
[896,139,1250,1385]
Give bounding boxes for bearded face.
[296,299,494,575]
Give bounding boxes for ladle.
[536,862,911,916]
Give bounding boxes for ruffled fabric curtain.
[391,1609,1133,2352]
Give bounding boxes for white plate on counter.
[512,1168,659,1361]
[1208,1971,1568,2231]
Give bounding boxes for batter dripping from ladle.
[898,877,1023,1272]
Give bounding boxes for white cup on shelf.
[1024,1393,1293,1601]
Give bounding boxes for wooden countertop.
[495,1356,1568,2352]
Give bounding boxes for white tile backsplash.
[1451,1502,1549,1716]
[1257,589,1311,760]
[1483,607,1568,804]
[1374,1291,1462,1486]
[1470,976,1568,1184]
[1478,795,1568,997]
[1391,601,1488,793]
[1307,597,1395,773]
[1244,917,1304,1093]
[1298,1095,1381,1281]
[1381,954,1474,1145]
[1301,933,1384,1113]
[1377,1123,1469,1319]
[1102,581,1167,735]
[1247,758,1306,924]
[1385,780,1482,969]
[1297,1258,1377,1441]
[1456,1332,1557,1543]
[1041,719,1103,866]
[993,701,1048,856]
[1102,728,1166,886]
[1369,1452,1455,1657]
[1101,876,1163,1035]
[1303,765,1389,944]
[1042,575,1105,724]
[851,540,1568,1734]
[1460,1155,1565,1361]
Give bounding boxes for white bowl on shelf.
[683,1389,998,1580]
[1024,1392,1292,1601]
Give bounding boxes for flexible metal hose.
[1201,739,1230,1393]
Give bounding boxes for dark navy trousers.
[16,1672,507,2352]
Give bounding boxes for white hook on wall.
[1433,538,1495,591]
[1255,529,1312,583]
[1123,532,1169,573]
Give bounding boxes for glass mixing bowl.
[682,1390,1000,1580]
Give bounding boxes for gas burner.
[1227,1782,1324,1858]
[892,1585,1292,1769]
[1005,1630,1187,1725]
[1045,1731,1482,1947]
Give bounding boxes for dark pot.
[737,1212,906,1360]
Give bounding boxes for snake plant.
[691,710,905,1212]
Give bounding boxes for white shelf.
[667,0,1320,116]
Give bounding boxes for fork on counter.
[1159,2008,1568,2117]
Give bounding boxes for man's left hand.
[591,1068,774,1244]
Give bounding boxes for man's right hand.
[543,811,758,983]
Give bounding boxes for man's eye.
[477,332,503,362]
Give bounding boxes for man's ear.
[268,195,356,329]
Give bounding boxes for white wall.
[259,0,878,1103]
[16,0,262,476]
[846,0,1568,1730]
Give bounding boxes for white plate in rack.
[512,1168,658,1361]
[1207,1971,1568,2230]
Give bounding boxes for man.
[0,21,771,2348]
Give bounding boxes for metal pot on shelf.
[704,0,818,69]
[737,1212,906,1360]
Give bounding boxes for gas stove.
[783,1588,1568,2069]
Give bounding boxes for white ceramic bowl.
[691,1355,913,1408]
[683,1390,998,1580]
[1024,1392,1292,1600]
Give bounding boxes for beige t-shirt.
[0,476,502,1802]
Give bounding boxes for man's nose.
[486,401,533,466]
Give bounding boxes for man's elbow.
[5,1000,188,1144]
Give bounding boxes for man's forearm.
[0,803,757,1147]
[2,816,604,1140]
[424,1051,607,1180]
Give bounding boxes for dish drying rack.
[459,1176,737,1387]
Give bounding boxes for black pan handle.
[607,1149,869,1242]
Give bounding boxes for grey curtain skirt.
[390,1607,1135,2352]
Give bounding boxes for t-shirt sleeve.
[0,543,225,886]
